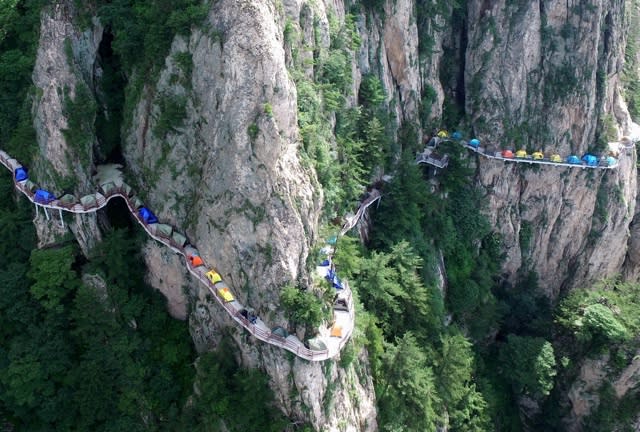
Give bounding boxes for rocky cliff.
[25,0,640,430]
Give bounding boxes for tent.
[325,269,344,290]
[80,194,97,208]
[156,223,173,238]
[58,194,76,207]
[271,326,289,338]
[437,130,449,138]
[319,259,330,267]
[330,324,343,338]
[606,156,618,167]
[217,286,234,302]
[550,154,562,162]
[139,207,158,224]
[452,131,463,140]
[501,150,514,158]
[567,155,581,164]
[14,167,27,181]
[532,151,544,160]
[23,179,37,192]
[172,231,187,247]
[515,149,528,158]
[34,189,55,204]
[188,255,204,267]
[469,138,480,148]
[206,270,222,284]
[306,337,328,351]
[100,182,117,195]
[240,308,257,324]
[582,154,598,166]
[334,298,349,311]
[327,236,337,245]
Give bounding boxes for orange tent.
[501,150,514,158]
[330,324,343,338]
[188,255,204,267]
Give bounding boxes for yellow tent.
[206,270,222,284]
[217,287,234,303]
[550,154,562,162]
[437,130,449,138]
[330,324,343,337]
[515,149,528,158]
[532,151,544,160]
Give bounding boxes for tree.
[28,246,79,312]
[378,333,441,431]
[500,335,557,398]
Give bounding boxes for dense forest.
[2,0,640,431]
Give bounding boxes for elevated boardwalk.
[417,135,632,170]
[0,149,356,362]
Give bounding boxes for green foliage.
[0,224,199,430]
[499,335,557,398]
[62,83,97,168]
[180,341,287,431]
[97,0,207,74]
[153,93,188,138]
[28,246,79,312]
[557,280,640,350]
[353,241,441,340]
[280,284,326,332]
[377,333,440,432]
[0,0,45,164]
[247,123,259,141]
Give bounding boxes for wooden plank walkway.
[0,149,358,362]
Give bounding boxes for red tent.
[501,150,515,158]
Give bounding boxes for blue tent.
[469,138,480,148]
[138,207,158,224]
[325,269,344,290]
[319,259,330,267]
[567,155,581,164]
[582,154,598,166]
[34,189,55,204]
[14,167,27,182]
[452,131,463,140]
[607,156,617,167]
[327,236,337,245]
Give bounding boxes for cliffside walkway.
[0,149,355,362]
[340,189,382,236]
[416,135,633,170]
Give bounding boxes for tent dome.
[501,149,514,158]
[567,155,581,164]
[452,131,462,140]
[469,138,480,148]
[582,154,598,166]
[14,167,27,182]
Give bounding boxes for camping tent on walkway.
[34,189,55,204]
[139,207,158,224]
[14,167,27,181]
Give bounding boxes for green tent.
[271,326,289,338]
[100,182,117,195]
[58,194,76,207]
[80,195,97,208]
[172,231,187,247]
[306,337,327,351]
[156,223,173,237]
[23,180,37,192]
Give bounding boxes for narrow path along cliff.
[0,148,357,362]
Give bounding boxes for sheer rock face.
[123,1,376,430]
[31,2,103,253]
[465,0,638,298]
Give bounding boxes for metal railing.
[0,149,355,362]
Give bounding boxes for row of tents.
[7,157,349,356]
[434,131,619,168]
